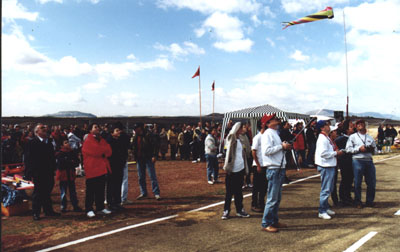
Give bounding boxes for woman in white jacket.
[315,120,343,220]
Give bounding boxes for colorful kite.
[282,7,334,30]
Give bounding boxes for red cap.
[261,113,276,125]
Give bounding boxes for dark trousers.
[59,180,78,209]
[331,167,339,204]
[106,169,124,207]
[339,162,354,202]
[32,176,55,215]
[224,169,245,212]
[245,157,253,185]
[252,167,267,208]
[85,175,106,212]
[170,144,177,160]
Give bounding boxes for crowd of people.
[1,119,399,225]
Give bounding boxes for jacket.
[107,135,129,171]
[315,133,337,167]
[223,133,249,175]
[261,128,286,169]
[24,137,56,180]
[345,132,376,160]
[82,133,112,179]
[56,147,79,181]
[205,134,217,155]
[132,130,157,161]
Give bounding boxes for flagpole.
[198,66,202,127]
[212,81,215,123]
[343,10,349,119]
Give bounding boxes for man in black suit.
[25,124,60,220]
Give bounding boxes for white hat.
[330,122,340,132]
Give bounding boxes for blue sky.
[2,0,400,117]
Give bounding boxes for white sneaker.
[155,195,161,200]
[318,213,331,220]
[87,211,95,218]
[327,209,336,215]
[97,208,112,215]
[208,180,214,185]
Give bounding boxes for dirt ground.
[2,135,399,251]
[1,157,320,251]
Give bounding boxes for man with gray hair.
[25,124,59,221]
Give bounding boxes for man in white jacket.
[261,114,292,233]
[205,128,218,184]
[315,120,343,220]
[345,119,377,208]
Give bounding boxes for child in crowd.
[56,140,83,212]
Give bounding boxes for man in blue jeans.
[132,123,161,200]
[346,119,377,208]
[261,114,292,233]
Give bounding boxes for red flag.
[211,81,215,91]
[192,66,200,78]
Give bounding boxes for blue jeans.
[60,180,78,209]
[352,159,376,204]
[261,169,285,228]
[137,159,160,196]
[121,162,129,202]
[318,166,335,213]
[205,154,219,181]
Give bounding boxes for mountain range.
[44,111,97,118]
[306,109,400,120]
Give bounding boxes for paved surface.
[35,156,400,252]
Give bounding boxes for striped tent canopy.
[219,104,310,152]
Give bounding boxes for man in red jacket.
[82,123,112,218]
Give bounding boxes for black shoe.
[33,214,40,221]
[45,211,61,217]
[61,208,67,213]
[354,202,363,209]
[73,206,83,212]
[365,202,375,208]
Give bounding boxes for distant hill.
[44,111,97,118]
[306,109,400,120]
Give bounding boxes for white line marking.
[375,154,400,163]
[395,210,400,216]
[37,155,400,252]
[343,231,378,252]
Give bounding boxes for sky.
[2,0,400,117]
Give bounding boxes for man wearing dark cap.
[346,119,377,208]
[261,114,292,233]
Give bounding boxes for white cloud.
[197,12,254,52]
[3,85,85,107]
[126,54,136,60]
[38,0,63,4]
[2,24,172,80]
[177,93,199,105]
[3,0,39,21]
[251,15,261,26]
[333,1,400,33]
[266,37,275,47]
[281,0,348,14]
[82,82,106,93]
[98,33,105,39]
[214,39,253,53]
[109,92,138,107]
[154,41,205,59]
[156,0,262,15]
[290,50,309,62]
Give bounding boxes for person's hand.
[359,145,367,153]
[282,142,292,150]
[257,165,262,173]
[336,150,344,156]
[152,157,156,163]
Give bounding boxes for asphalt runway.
[37,156,400,252]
